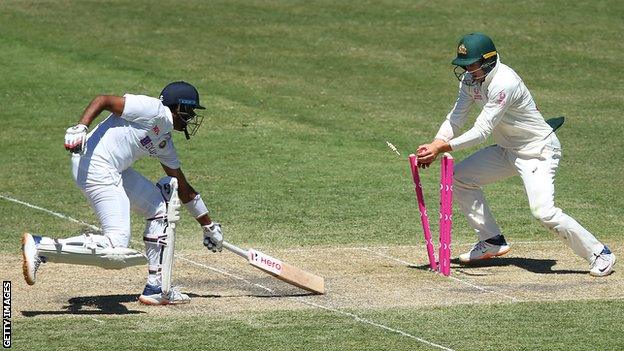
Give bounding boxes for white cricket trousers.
[454,133,604,261]
[69,156,168,285]
[70,156,167,248]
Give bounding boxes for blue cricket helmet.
[159,81,205,110]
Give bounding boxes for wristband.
[183,194,209,218]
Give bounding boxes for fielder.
[21,81,224,304]
[417,33,615,276]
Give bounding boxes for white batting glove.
[64,124,88,154]
[202,222,223,252]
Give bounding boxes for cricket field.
[1,1,622,350]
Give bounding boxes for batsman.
[416,33,615,276]
[21,81,225,304]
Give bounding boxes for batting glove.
[202,222,223,252]
[64,124,88,154]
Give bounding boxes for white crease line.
[178,256,454,351]
[280,240,560,253]
[177,256,276,294]
[0,194,100,231]
[359,247,520,302]
[2,193,456,351]
[299,299,455,351]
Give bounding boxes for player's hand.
[416,144,439,168]
[64,124,88,154]
[202,222,223,252]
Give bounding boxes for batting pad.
[38,241,147,269]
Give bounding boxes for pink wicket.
[408,154,437,271]
[439,154,453,276]
[408,153,453,276]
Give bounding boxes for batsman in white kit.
[21,81,224,304]
[416,33,615,276]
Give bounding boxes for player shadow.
[22,294,145,317]
[409,257,587,275]
[21,292,218,317]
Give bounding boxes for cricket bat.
[222,241,325,294]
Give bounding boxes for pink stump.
[439,154,454,276]
[408,154,438,271]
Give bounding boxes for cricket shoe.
[22,232,45,285]
[138,284,190,305]
[459,235,510,263]
[589,246,616,277]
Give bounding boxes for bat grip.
[222,241,248,258]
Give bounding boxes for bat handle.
[222,241,248,258]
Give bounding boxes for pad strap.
[183,194,209,218]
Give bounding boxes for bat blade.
[247,248,325,294]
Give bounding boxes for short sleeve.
[157,135,181,169]
[121,94,165,126]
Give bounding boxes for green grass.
[1,0,623,350]
[13,300,624,351]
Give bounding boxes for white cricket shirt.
[435,57,554,157]
[76,94,181,185]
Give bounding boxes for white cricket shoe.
[22,232,44,285]
[459,235,510,263]
[589,246,616,277]
[138,284,191,305]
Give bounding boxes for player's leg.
[22,180,144,285]
[516,135,614,276]
[455,145,516,262]
[121,168,189,305]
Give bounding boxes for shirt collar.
[480,55,501,92]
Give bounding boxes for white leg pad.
[37,234,147,269]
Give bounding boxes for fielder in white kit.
[417,33,615,276]
[21,81,225,304]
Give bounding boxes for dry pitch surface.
[5,241,623,318]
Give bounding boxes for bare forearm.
[78,95,125,127]
[161,164,214,226]
[431,138,453,153]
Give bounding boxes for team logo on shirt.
[473,87,483,100]
[159,140,167,148]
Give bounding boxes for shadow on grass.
[409,257,587,275]
[22,294,144,317]
[21,292,218,317]
[255,291,319,298]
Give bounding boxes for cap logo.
[458,43,467,55]
[178,98,197,105]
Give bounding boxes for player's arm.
[416,83,471,167]
[64,95,126,153]
[161,164,223,252]
[78,95,125,127]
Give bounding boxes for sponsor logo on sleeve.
[496,91,507,106]
[139,136,158,155]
